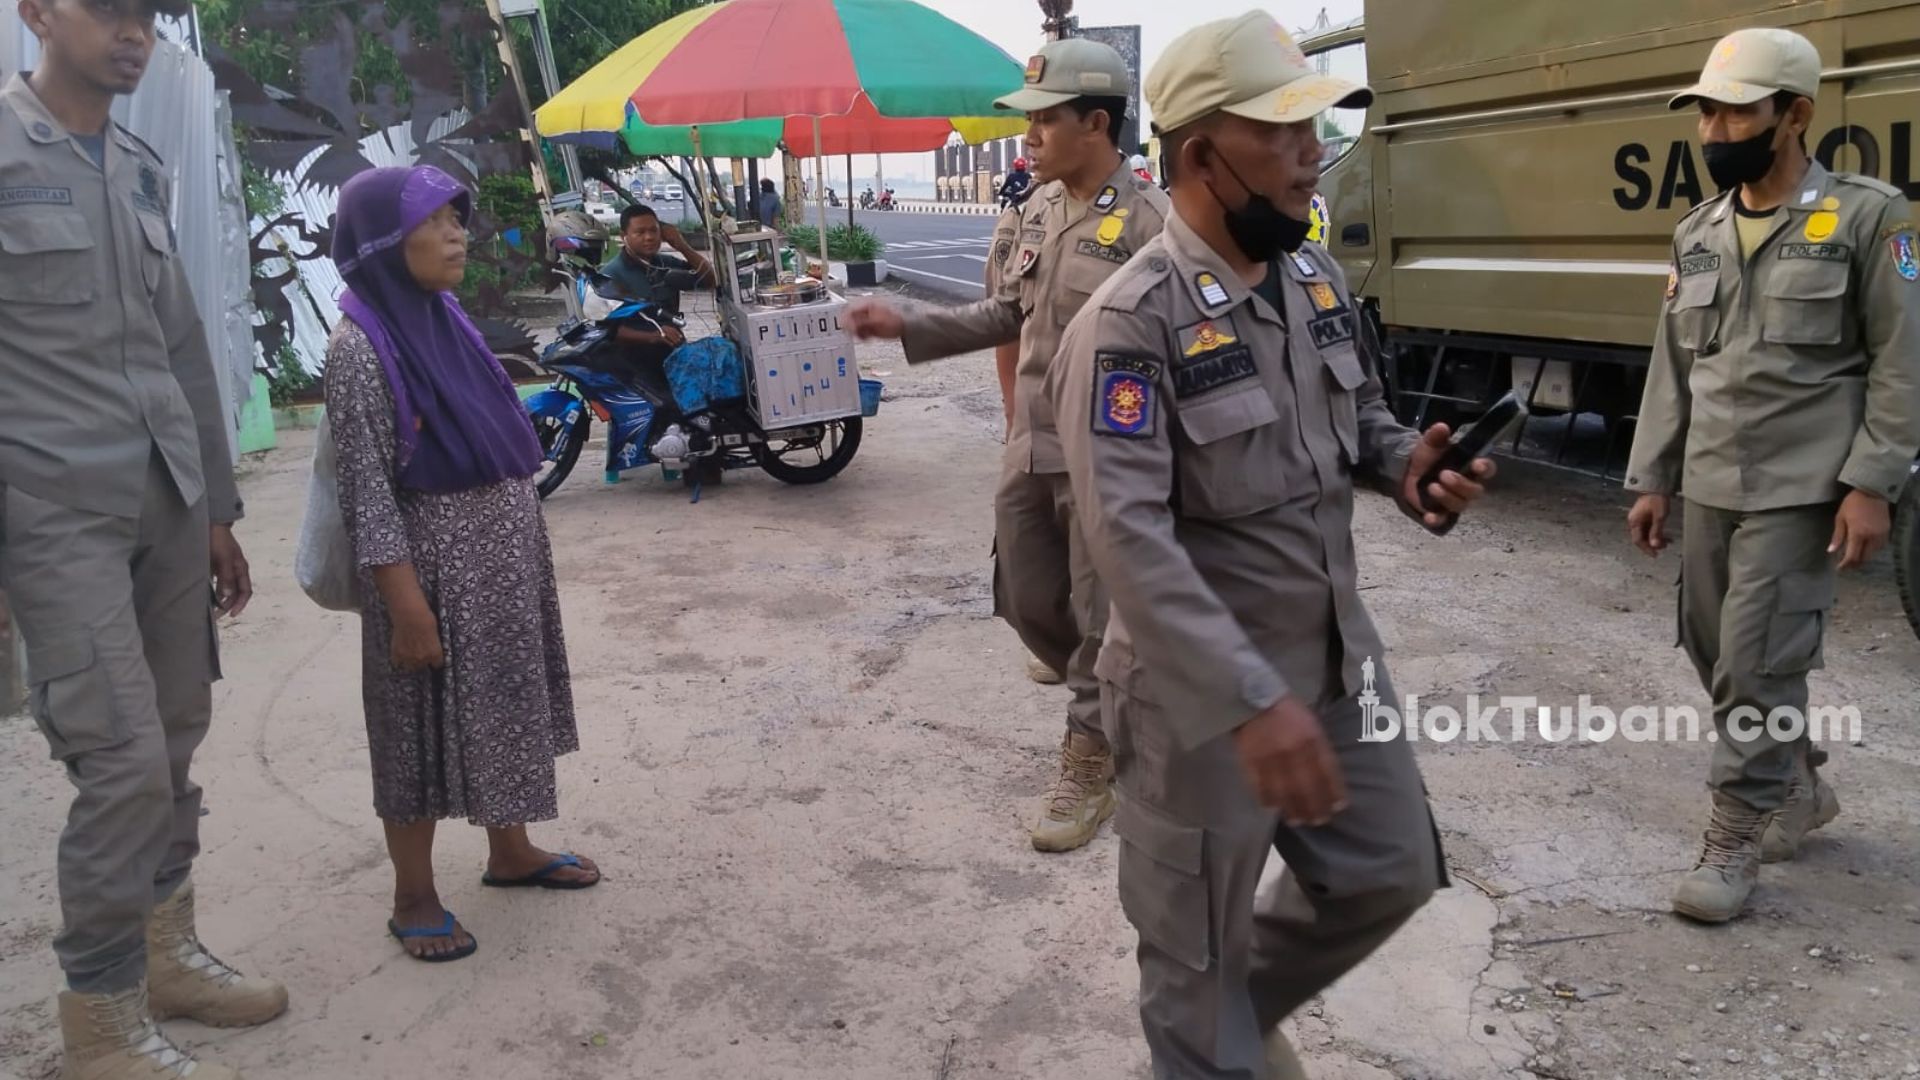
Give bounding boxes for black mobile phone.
[1417,391,1528,526]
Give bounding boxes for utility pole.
[1039,0,1075,41]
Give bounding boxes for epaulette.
[1831,172,1905,201]
[1675,187,1734,229]
[112,122,165,167]
[1098,242,1174,314]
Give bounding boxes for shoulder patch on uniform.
[1307,310,1357,350]
[1093,353,1158,438]
[1833,172,1904,200]
[1076,238,1130,265]
[1779,243,1849,263]
[993,238,1014,267]
[1665,264,1678,300]
[1891,230,1919,282]
[0,186,72,207]
[1018,247,1040,277]
[1093,185,1119,213]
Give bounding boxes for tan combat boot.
[57,984,240,1080]
[1025,652,1064,685]
[1761,756,1840,863]
[1264,1026,1309,1080]
[1030,732,1115,852]
[146,883,288,1028]
[1672,792,1773,924]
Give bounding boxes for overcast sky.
[802,0,1366,188]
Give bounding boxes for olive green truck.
[1300,0,1920,636]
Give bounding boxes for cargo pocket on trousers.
[1762,569,1835,675]
[1114,797,1211,972]
[27,631,124,760]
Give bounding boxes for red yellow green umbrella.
[533,0,1028,157]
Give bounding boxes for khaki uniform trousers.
[1104,666,1443,1079]
[993,466,1105,744]
[1,450,216,993]
[1678,499,1838,812]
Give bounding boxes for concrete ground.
[1,342,1915,1080]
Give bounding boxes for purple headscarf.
[331,166,541,494]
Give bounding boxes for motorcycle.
[859,189,875,209]
[525,266,864,501]
[876,188,897,211]
[827,188,842,208]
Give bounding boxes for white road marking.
[899,253,989,264]
[886,264,988,289]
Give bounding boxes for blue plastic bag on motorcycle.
[665,337,747,415]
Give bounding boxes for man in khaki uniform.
[1053,13,1496,1077]
[1626,27,1920,924]
[848,37,1171,852]
[1,1,287,1076]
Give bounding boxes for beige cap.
[995,37,1133,113]
[1669,28,1821,110]
[1146,10,1371,134]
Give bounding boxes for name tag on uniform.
[1174,345,1257,399]
[0,186,72,207]
[1307,310,1356,350]
[1778,243,1849,263]
[1679,242,1721,276]
[1075,239,1129,265]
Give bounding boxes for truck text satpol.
[1613,120,1916,211]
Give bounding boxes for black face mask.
[1701,125,1780,189]
[1202,144,1312,262]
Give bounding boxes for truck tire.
[1894,475,1920,642]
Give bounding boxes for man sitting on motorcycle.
[999,157,1033,209]
[594,205,718,393]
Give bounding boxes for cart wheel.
[1894,473,1920,642]
[755,418,862,485]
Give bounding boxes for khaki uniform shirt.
[1053,212,1420,751]
[901,157,1170,474]
[0,73,240,523]
[1627,163,1920,510]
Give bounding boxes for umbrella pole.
[691,125,721,300]
[845,151,854,230]
[813,116,830,286]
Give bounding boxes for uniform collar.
[1162,210,1283,324]
[1047,155,1133,230]
[1707,160,1833,223]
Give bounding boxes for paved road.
[840,209,998,302]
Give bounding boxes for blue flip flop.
[387,910,477,963]
[481,853,600,890]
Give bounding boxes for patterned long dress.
[325,322,578,827]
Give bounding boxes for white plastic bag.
[294,423,360,612]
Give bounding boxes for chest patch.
[1195,272,1231,309]
[1804,210,1839,244]
[1075,238,1129,265]
[0,186,72,207]
[1289,251,1319,278]
[1307,282,1340,311]
[1173,345,1258,399]
[1177,317,1240,358]
[1778,243,1849,263]
[1093,185,1119,213]
[1307,310,1356,350]
[1679,242,1721,277]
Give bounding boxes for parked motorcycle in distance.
[525,263,864,501]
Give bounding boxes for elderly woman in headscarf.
[326,166,599,963]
